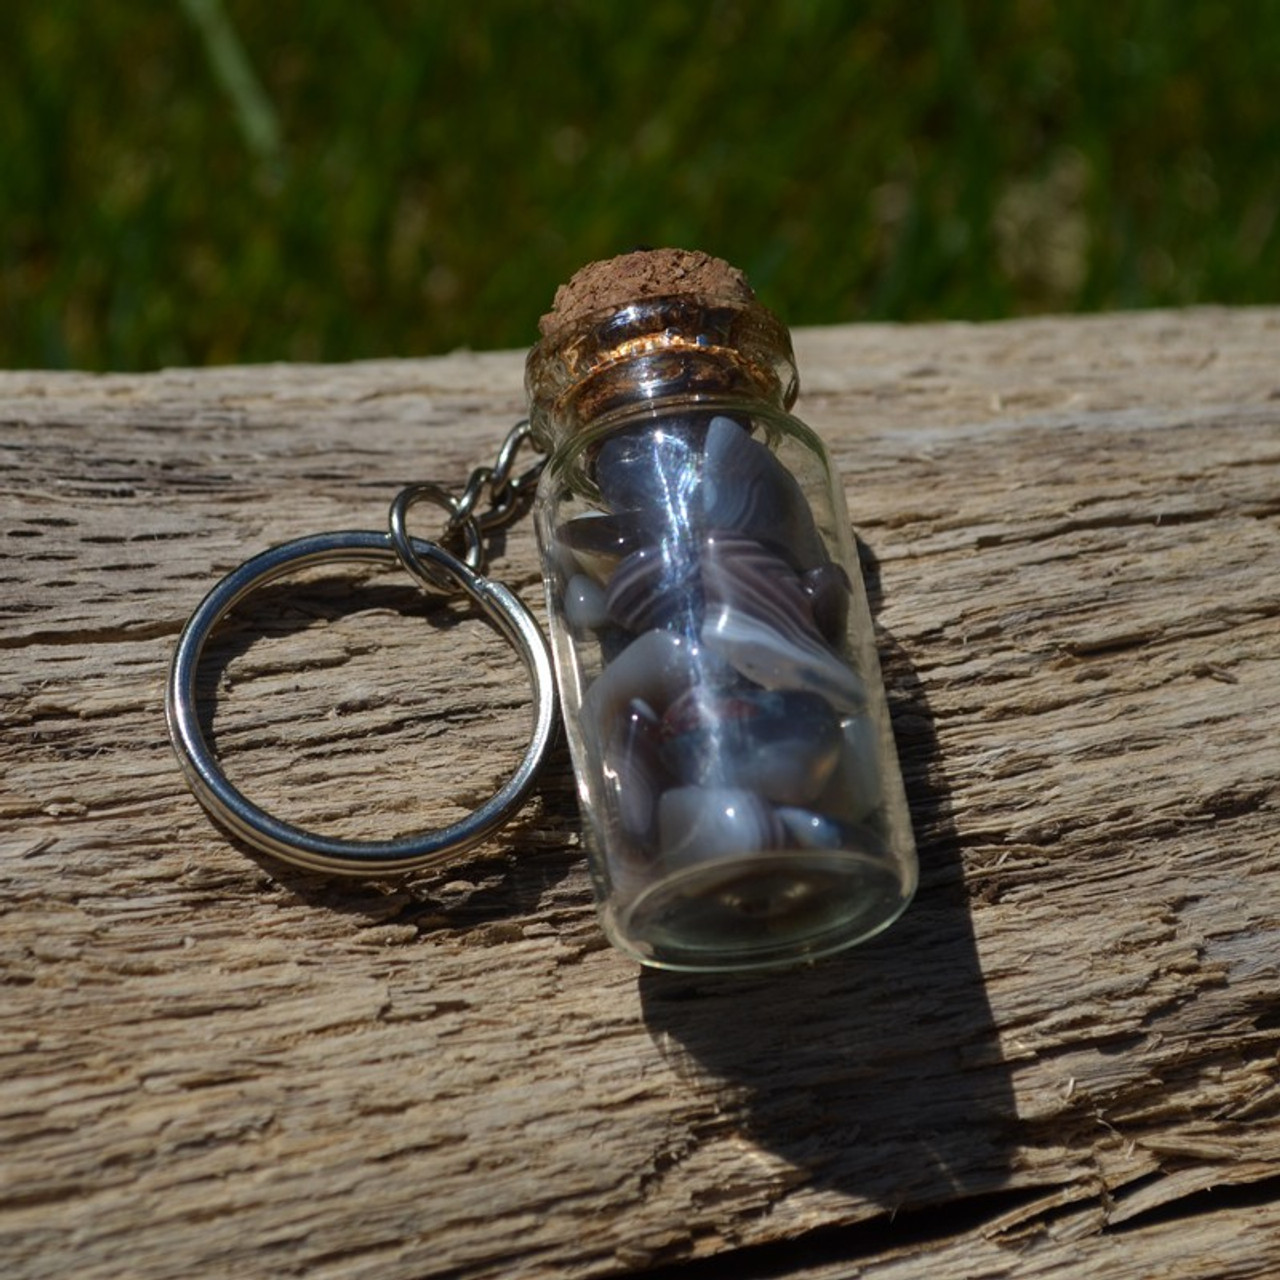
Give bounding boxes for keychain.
[169,249,918,971]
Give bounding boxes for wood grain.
[2,309,1279,1278]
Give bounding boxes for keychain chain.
[389,419,546,595]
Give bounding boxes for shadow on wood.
[639,537,1017,1214]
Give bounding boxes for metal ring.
[166,530,556,875]
[388,483,484,594]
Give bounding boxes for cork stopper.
[526,249,797,442]
[538,248,756,346]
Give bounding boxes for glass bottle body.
[529,306,916,970]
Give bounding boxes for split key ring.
[166,529,557,875]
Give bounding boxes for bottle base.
[606,850,914,972]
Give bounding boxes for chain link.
[473,419,545,536]
[388,419,545,594]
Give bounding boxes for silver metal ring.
[388,483,484,593]
[166,530,556,875]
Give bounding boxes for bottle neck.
[525,296,799,449]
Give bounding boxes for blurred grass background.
[3,0,1278,371]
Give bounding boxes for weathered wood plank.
[2,309,1279,1278]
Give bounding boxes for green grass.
[3,1,1278,370]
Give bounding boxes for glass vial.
[526,250,917,971]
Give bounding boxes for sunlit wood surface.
[3,309,1279,1278]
